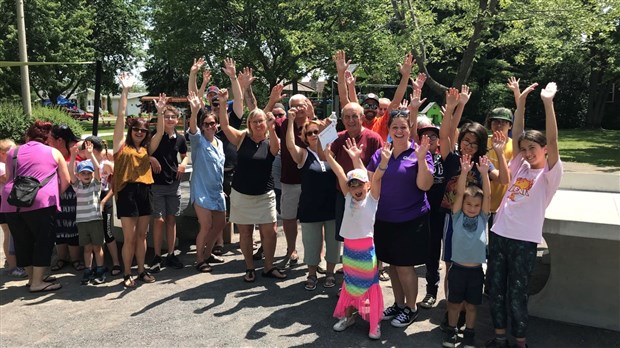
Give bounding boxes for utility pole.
[16,0,32,116]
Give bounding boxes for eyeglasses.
[461,140,479,149]
[132,127,149,134]
[423,134,438,141]
[273,113,286,117]
[163,115,177,119]
[362,103,378,110]
[305,130,319,136]
[202,121,217,128]
[251,119,266,125]
[347,180,364,188]
[390,110,410,118]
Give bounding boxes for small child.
[443,154,491,348]
[325,139,390,340]
[69,141,106,285]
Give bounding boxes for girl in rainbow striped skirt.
[325,140,391,340]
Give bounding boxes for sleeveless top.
[113,144,154,197]
[232,134,274,195]
[0,141,60,213]
[298,149,337,222]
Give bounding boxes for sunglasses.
[390,110,410,118]
[362,103,378,110]
[132,127,149,134]
[347,180,364,188]
[273,113,286,117]
[203,121,217,128]
[305,130,319,136]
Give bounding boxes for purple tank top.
[0,141,60,213]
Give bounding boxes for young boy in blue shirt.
[443,154,491,348]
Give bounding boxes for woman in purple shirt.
[1,121,70,292]
[366,111,434,329]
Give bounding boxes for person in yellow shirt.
[485,108,514,225]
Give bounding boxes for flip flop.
[72,261,85,271]
[212,245,224,256]
[110,265,122,276]
[243,269,256,283]
[50,259,68,272]
[26,275,58,288]
[305,275,318,291]
[29,282,62,293]
[262,267,287,280]
[196,261,212,273]
[324,274,336,288]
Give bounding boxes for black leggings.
[425,208,446,296]
[6,206,57,268]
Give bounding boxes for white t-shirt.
[339,192,379,240]
[491,153,563,243]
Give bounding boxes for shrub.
[30,105,84,138]
[0,102,84,143]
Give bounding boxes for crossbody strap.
[11,146,19,180]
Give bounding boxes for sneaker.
[419,293,437,309]
[390,306,418,328]
[485,337,509,348]
[462,328,475,348]
[93,267,106,284]
[150,255,163,273]
[81,269,92,285]
[8,267,28,278]
[206,254,224,264]
[382,303,402,321]
[442,326,458,348]
[368,325,381,340]
[333,316,355,332]
[166,254,184,269]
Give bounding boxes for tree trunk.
[585,66,607,129]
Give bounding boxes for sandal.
[26,275,58,288]
[123,275,136,288]
[304,275,318,291]
[252,246,264,260]
[138,271,156,283]
[29,282,62,293]
[379,269,390,282]
[243,269,256,283]
[72,261,85,271]
[262,267,287,280]
[289,251,299,264]
[195,261,212,273]
[324,274,336,288]
[110,265,122,277]
[212,245,224,256]
[50,259,68,272]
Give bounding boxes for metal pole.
[93,60,102,136]
[16,0,32,116]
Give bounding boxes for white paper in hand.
[319,122,338,150]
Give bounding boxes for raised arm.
[54,148,71,194]
[415,135,434,191]
[439,87,459,159]
[541,82,559,169]
[370,142,391,200]
[408,88,426,143]
[325,148,349,195]
[345,71,358,104]
[388,53,415,112]
[187,91,201,135]
[238,67,257,112]
[267,112,280,156]
[448,85,471,149]
[217,88,245,146]
[197,70,211,108]
[334,50,351,108]
[113,72,133,154]
[84,141,101,182]
[285,108,306,165]
[490,130,510,184]
[68,143,78,184]
[188,58,206,96]
[511,80,538,159]
[343,137,365,170]
[477,156,492,215]
[222,58,243,118]
[452,154,473,214]
[148,93,169,154]
[264,84,286,113]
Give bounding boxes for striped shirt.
[72,179,102,223]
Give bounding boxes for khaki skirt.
[229,188,277,225]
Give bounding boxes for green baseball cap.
[488,107,513,123]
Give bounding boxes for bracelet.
[378,165,387,171]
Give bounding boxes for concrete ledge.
[560,172,620,193]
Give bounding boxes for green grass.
[558,129,620,168]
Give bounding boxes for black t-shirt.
[231,135,275,195]
[427,153,448,209]
[151,130,188,185]
[298,151,337,222]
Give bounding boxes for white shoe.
[369,325,381,340]
[333,316,355,332]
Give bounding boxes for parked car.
[65,107,93,121]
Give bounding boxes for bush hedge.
[0,102,84,143]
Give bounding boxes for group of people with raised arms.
[0,50,562,347]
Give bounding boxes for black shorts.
[374,213,430,266]
[0,199,5,224]
[447,263,484,305]
[116,183,153,218]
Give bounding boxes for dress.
[189,130,226,211]
[333,193,383,335]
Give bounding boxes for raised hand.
[459,85,471,105]
[217,88,229,103]
[238,67,256,90]
[334,50,350,73]
[266,112,276,131]
[506,77,520,94]
[190,57,206,74]
[399,98,410,110]
[409,88,427,110]
[221,58,237,78]
[269,83,287,103]
[70,142,80,158]
[343,137,364,160]
[398,52,414,77]
[287,107,297,120]
[344,70,356,85]
[187,91,201,113]
[415,134,431,161]
[492,130,507,153]
[83,141,94,158]
[460,154,473,173]
[445,87,459,110]
[118,72,134,90]
[540,82,557,102]
[154,93,169,114]
[380,142,393,164]
[518,82,539,102]
[410,72,427,90]
[476,155,490,174]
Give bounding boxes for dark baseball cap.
[362,93,380,104]
[52,124,80,143]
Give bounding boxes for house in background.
[110,92,149,116]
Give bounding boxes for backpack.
[7,146,55,208]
